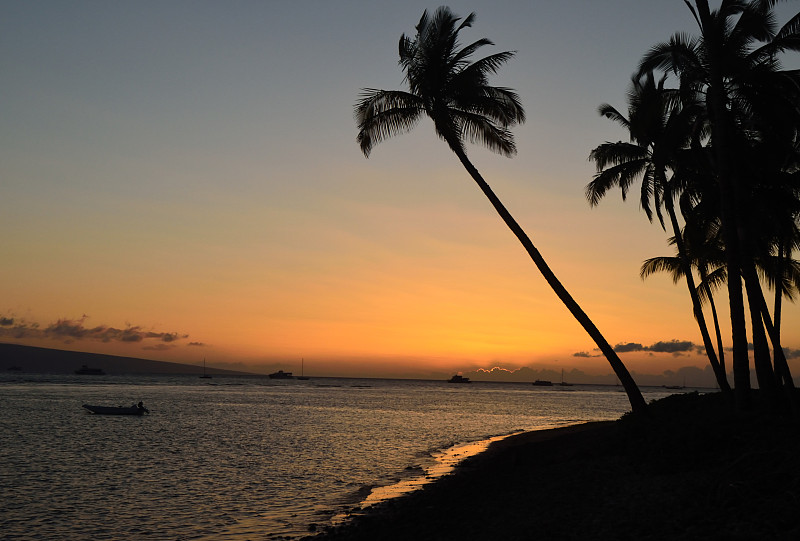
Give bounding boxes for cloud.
[586,340,697,358]
[475,366,514,375]
[188,341,207,347]
[783,348,800,359]
[613,342,644,353]
[0,314,190,347]
[646,340,695,353]
[573,351,600,358]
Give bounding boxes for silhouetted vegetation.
[590,0,800,413]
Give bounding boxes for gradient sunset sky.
[3,1,799,381]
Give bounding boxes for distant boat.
[268,370,293,379]
[448,374,471,383]
[663,376,686,390]
[75,365,105,375]
[7,365,22,372]
[83,402,148,416]
[199,358,212,379]
[532,379,553,387]
[297,358,310,380]
[559,369,573,387]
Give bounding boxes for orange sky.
[2,2,798,384]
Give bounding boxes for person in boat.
[136,401,148,413]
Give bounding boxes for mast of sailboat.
[297,357,310,380]
[200,357,212,378]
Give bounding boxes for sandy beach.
[307,392,800,540]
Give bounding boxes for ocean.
[0,373,678,540]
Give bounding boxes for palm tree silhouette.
[355,7,647,413]
[588,71,731,393]
[640,220,729,389]
[638,0,800,407]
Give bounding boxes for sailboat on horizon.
[199,358,212,379]
[297,358,310,380]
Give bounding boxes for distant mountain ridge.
[0,343,253,375]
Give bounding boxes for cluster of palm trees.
[589,0,800,411]
[355,3,798,415]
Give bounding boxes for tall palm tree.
[355,7,647,414]
[638,0,800,407]
[588,71,731,392]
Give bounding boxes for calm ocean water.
[0,373,677,540]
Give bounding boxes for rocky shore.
[306,392,800,540]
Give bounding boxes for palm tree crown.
[355,6,525,158]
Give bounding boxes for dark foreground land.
[307,392,800,541]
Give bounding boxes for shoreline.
[313,421,615,538]
[346,423,580,510]
[307,392,800,540]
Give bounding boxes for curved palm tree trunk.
[759,301,797,413]
[665,196,731,393]
[743,264,778,397]
[770,243,794,391]
[451,147,648,415]
[774,243,784,350]
[699,265,726,383]
[738,207,782,401]
[751,267,796,394]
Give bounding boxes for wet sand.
[306,392,800,540]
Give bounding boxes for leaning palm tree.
[355,7,647,414]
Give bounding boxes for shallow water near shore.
[0,373,679,539]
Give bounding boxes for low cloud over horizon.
[574,339,800,360]
[574,339,698,358]
[0,314,192,349]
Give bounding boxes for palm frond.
[451,38,494,68]
[456,109,517,156]
[456,51,517,80]
[354,89,424,157]
[759,253,800,301]
[456,11,476,33]
[637,33,701,80]
[585,155,649,207]
[755,11,800,59]
[698,266,728,302]
[640,256,684,283]
[588,141,648,171]
[452,84,525,127]
[597,104,631,131]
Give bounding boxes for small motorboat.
[83,402,149,415]
[448,374,471,383]
[268,370,294,379]
[531,379,553,387]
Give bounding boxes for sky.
[2,1,799,383]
